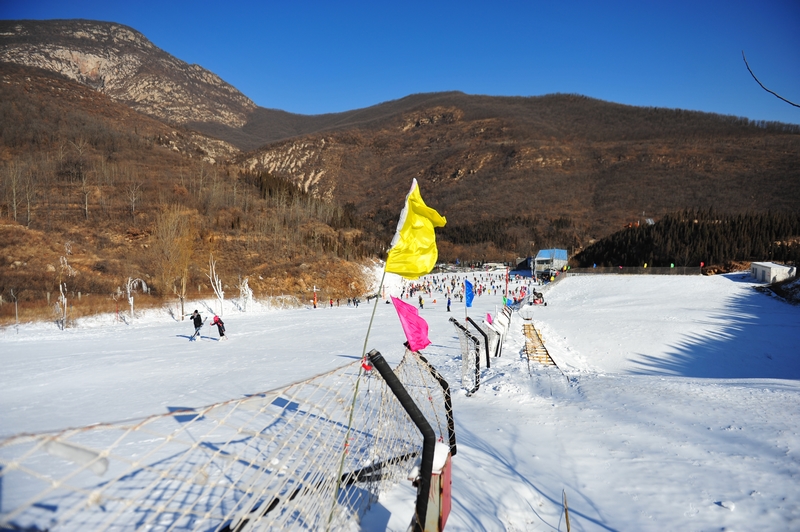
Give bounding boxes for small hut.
[750,262,796,283]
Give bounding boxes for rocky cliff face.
[0,19,256,129]
[243,137,332,194]
[237,99,800,241]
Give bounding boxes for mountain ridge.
[236,93,800,246]
[2,18,799,255]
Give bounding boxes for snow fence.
[0,349,455,531]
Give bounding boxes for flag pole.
[362,268,387,361]
[331,179,445,528]
[464,289,468,321]
[464,276,468,321]
[329,266,386,529]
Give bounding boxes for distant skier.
[418,295,424,310]
[211,315,226,340]
[447,296,451,312]
[190,310,203,341]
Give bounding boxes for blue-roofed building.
[534,249,568,275]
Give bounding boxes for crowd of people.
[395,271,538,309]
[185,269,547,342]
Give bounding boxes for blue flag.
[464,279,474,308]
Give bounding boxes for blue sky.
[2,0,799,124]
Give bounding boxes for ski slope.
[1,271,799,531]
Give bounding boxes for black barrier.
[415,353,457,457]
[368,349,436,532]
[465,316,491,369]
[567,266,701,275]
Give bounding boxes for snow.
[2,270,799,531]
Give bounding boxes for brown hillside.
[2,18,799,314]
[0,62,379,324]
[238,93,800,255]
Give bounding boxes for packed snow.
[1,269,799,531]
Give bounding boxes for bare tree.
[194,163,208,197]
[207,253,224,316]
[4,161,23,222]
[80,169,93,220]
[175,266,189,318]
[152,205,194,318]
[126,277,147,321]
[236,275,253,312]
[55,249,77,330]
[10,289,19,332]
[127,181,142,221]
[55,282,68,330]
[23,165,36,227]
[96,158,117,187]
[232,177,239,209]
[70,137,89,187]
[56,142,67,168]
[70,138,89,159]
[111,289,122,322]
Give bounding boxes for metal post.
[415,352,457,456]
[466,316,491,369]
[368,350,436,532]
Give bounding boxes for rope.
[327,268,387,530]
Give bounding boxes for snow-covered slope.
[2,272,799,531]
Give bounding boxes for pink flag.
[391,296,431,352]
[486,313,493,325]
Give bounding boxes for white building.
[750,262,796,283]
[534,249,568,275]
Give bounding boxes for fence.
[566,266,701,276]
[466,317,494,368]
[488,306,512,358]
[0,349,455,532]
[450,317,481,396]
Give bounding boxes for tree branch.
[742,51,800,108]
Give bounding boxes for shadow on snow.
[630,275,800,379]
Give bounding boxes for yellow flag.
[385,179,446,280]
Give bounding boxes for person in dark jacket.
[211,315,226,340]
[190,310,203,340]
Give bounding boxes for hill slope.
[2,18,799,263]
[0,62,381,323]
[238,93,800,254]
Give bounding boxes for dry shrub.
[702,261,751,275]
[0,292,167,327]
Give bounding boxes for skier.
[211,315,226,340]
[447,296,451,312]
[190,310,203,341]
[418,295,424,310]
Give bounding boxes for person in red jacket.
[211,315,226,340]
